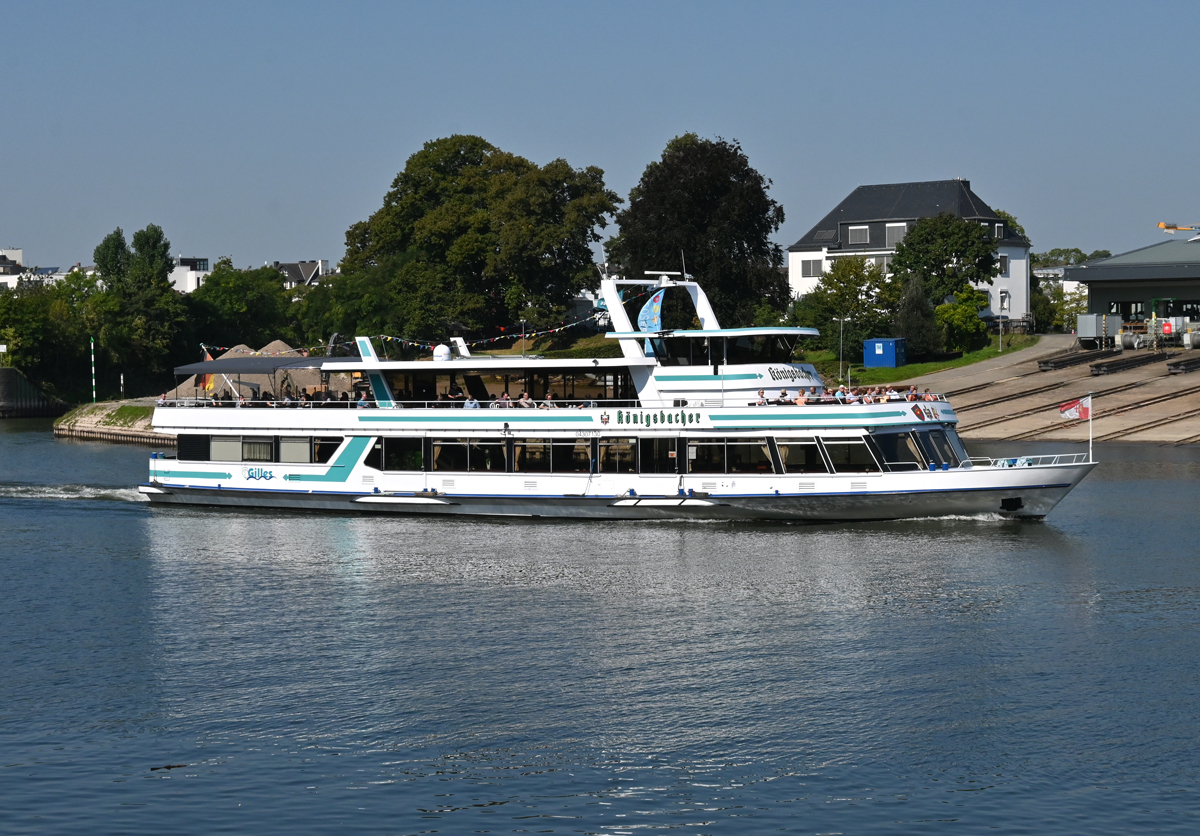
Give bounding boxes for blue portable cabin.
[863,337,907,368]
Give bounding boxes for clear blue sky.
[4,0,1197,271]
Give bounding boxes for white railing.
[969,453,1091,468]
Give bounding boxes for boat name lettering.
[617,409,701,427]
[768,366,817,384]
[242,466,275,481]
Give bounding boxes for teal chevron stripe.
[283,436,372,482]
[358,414,593,423]
[710,410,910,422]
[155,470,232,480]
[654,373,762,381]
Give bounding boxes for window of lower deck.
[639,437,677,474]
[687,438,775,474]
[210,436,241,462]
[924,429,962,467]
[599,438,637,473]
[820,438,881,473]
[552,439,591,473]
[775,437,829,473]
[870,431,927,471]
[314,437,343,464]
[279,437,311,463]
[177,434,210,462]
[433,438,507,472]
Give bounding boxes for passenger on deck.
[886,386,899,401]
[906,385,919,402]
[755,388,767,406]
[776,389,790,405]
[541,392,559,409]
[357,391,369,408]
[834,386,847,404]
[499,392,513,408]
[923,388,936,401]
[463,394,480,409]
[517,391,535,408]
[157,393,166,407]
[805,387,820,404]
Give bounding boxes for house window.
[885,224,907,248]
[998,254,1009,274]
[995,223,1004,238]
[998,290,1010,312]
[801,259,823,278]
[848,226,869,245]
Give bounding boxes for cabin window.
[775,436,829,474]
[514,438,551,473]
[386,437,424,470]
[599,437,637,473]
[552,439,592,473]
[210,436,241,462]
[432,439,470,472]
[820,438,881,473]
[726,438,774,473]
[241,438,274,462]
[279,436,311,463]
[924,429,962,467]
[177,434,210,462]
[724,335,795,365]
[870,431,927,471]
[639,437,678,474]
[469,439,508,472]
[314,437,343,464]
[688,438,725,474]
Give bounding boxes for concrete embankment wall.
[0,367,68,418]
[53,401,175,446]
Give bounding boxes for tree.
[606,134,788,327]
[341,135,618,331]
[936,286,990,352]
[893,274,943,356]
[190,258,296,348]
[993,209,1027,240]
[789,255,900,362]
[1032,247,1110,268]
[890,212,998,303]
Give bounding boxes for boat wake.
[0,484,147,503]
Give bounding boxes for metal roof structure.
[1063,239,1200,283]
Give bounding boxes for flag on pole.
[1059,395,1092,421]
[196,350,215,391]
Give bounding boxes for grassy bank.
[802,334,1040,386]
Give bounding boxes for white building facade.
[170,257,211,293]
[787,179,1032,321]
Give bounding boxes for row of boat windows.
[177,429,968,475]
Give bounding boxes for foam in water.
[0,483,147,502]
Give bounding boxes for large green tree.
[605,134,788,327]
[341,135,618,332]
[1032,247,1111,268]
[190,258,296,349]
[890,212,998,303]
[788,255,900,363]
[893,274,943,356]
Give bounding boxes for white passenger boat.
[140,274,1095,520]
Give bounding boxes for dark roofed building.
[788,179,1032,319]
[1064,238,1200,322]
[273,260,330,288]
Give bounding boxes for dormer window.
[995,223,1004,238]
[848,226,870,245]
[885,223,907,248]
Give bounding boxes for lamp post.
[520,319,528,358]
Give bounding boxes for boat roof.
[605,327,820,339]
[174,354,655,376]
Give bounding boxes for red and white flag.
[1060,396,1092,421]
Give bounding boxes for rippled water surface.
[2,419,1199,834]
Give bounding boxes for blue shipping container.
[863,338,907,368]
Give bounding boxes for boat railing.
[968,453,1091,468]
[157,394,952,410]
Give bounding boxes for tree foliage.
[891,213,998,303]
[341,135,618,331]
[606,134,788,327]
[1032,247,1111,268]
[190,258,296,349]
[936,286,990,352]
[788,256,900,362]
[893,274,943,356]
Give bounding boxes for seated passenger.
[923,388,936,401]
[356,391,369,408]
[541,392,559,409]
[804,386,820,404]
[906,385,919,402]
[776,389,790,405]
[886,386,899,401]
[464,395,480,409]
[834,386,848,404]
[755,388,767,406]
[156,393,166,407]
[517,391,535,408]
[499,392,512,408]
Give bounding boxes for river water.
[2,418,1198,834]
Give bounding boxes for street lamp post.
[520,319,528,358]
[832,316,850,382]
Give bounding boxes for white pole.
[90,336,95,403]
[1088,390,1093,462]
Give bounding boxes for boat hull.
[139,462,1095,522]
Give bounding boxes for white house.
[170,256,211,293]
[787,179,1032,321]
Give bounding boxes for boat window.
[279,436,311,464]
[775,436,829,474]
[925,429,962,467]
[688,438,725,474]
[384,437,424,471]
[870,431,926,471]
[941,428,971,464]
[639,437,678,474]
[552,439,591,473]
[177,434,210,462]
[314,437,343,464]
[515,438,551,473]
[725,335,795,365]
[820,438,881,473]
[242,438,274,462]
[599,437,637,474]
[363,438,384,470]
[210,436,241,462]
[468,439,508,472]
[432,439,469,472]
[726,438,774,474]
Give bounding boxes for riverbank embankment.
[899,333,1200,444]
[53,401,174,446]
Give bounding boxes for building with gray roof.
[788,179,1032,320]
[1063,238,1200,322]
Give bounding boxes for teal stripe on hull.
[152,470,232,480]
[654,373,762,381]
[358,414,593,424]
[283,436,371,482]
